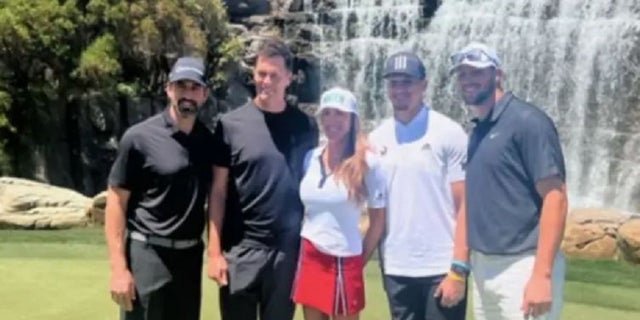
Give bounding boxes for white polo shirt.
[369,108,468,277]
[300,147,386,257]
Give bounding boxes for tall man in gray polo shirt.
[449,42,568,320]
[105,57,215,320]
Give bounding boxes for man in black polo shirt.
[207,37,318,320]
[448,42,568,320]
[105,56,214,320]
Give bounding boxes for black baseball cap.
[383,51,427,79]
[169,56,207,86]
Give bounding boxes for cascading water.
[306,0,640,213]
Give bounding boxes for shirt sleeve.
[309,116,320,149]
[108,130,143,190]
[446,124,469,183]
[364,153,387,209]
[212,118,232,168]
[518,112,566,182]
[302,148,314,175]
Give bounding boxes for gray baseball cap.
[383,51,427,79]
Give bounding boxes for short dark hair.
[256,37,294,71]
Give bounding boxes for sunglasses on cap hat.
[450,48,499,67]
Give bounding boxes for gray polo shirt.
[466,92,566,255]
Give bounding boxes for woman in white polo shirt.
[292,87,387,320]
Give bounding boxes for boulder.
[617,217,640,264]
[271,0,305,13]
[241,14,275,30]
[561,208,629,260]
[274,12,315,25]
[86,191,108,225]
[295,24,323,42]
[224,0,271,21]
[0,177,92,229]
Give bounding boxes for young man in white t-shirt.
[369,51,469,320]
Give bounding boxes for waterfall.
[308,0,640,213]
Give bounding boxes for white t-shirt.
[369,109,468,277]
[299,147,386,257]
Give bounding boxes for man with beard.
[105,56,214,320]
[449,42,568,320]
[369,51,469,320]
[207,37,318,320]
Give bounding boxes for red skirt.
[292,238,365,316]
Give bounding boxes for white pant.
[470,250,566,320]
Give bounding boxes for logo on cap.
[383,51,426,79]
[322,91,346,105]
[393,55,408,70]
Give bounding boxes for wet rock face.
[223,0,270,21]
[221,10,324,109]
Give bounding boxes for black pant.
[383,274,467,320]
[219,241,300,320]
[122,239,204,320]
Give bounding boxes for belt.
[129,231,200,249]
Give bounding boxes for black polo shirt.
[466,92,566,255]
[108,108,215,239]
[212,101,318,250]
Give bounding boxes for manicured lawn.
[0,228,639,319]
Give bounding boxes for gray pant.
[122,239,203,320]
[219,241,300,320]
[383,274,467,320]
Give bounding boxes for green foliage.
[0,90,12,174]
[0,90,11,130]
[211,35,244,89]
[0,0,240,180]
[73,34,121,86]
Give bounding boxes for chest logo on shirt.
[422,142,431,151]
[380,146,388,156]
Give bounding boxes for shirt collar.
[162,107,181,134]
[471,92,513,126]
[488,92,513,123]
[395,104,429,128]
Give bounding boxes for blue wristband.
[452,260,471,272]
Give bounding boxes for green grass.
[1,228,639,320]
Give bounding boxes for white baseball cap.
[317,87,359,116]
[450,42,501,73]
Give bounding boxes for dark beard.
[466,79,497,106]
[176,98,199,117]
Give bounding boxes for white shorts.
[470,250,566,320]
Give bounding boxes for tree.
[0,0,241,193]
